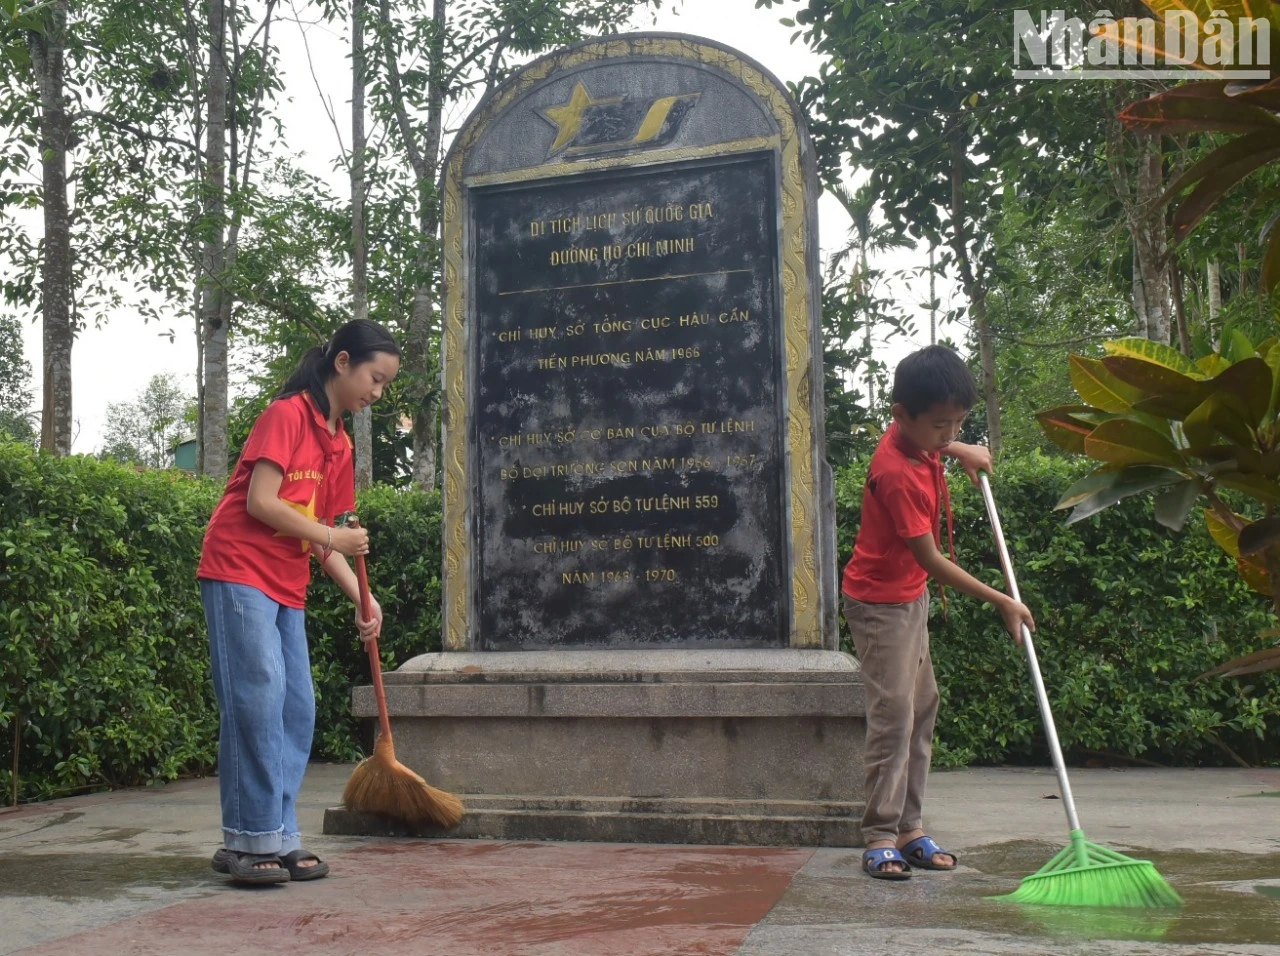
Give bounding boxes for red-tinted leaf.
[1264,226,1280,292]
[1172,141,1280,240]
[1120,80,1280,134]
[1163,130,1280,201]
[1239,516,1280,555]
[1237,554,1273,594]
[1036,405,1100,454]
[1199,646,1280,680]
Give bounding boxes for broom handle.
[350,519,393,742]
[977,472,1082,834]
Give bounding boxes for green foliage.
[0,441,442,803]
[1116,1,1280,298]
[0,313,34,443]
[836,452,1280,768]
[304,483,443,760]
[0,441,220,803]
[1040,334,1280,598]
[99,373,195,467]
[5,439,1278,805]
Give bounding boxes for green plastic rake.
[978,473,1182,909]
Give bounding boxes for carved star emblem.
[275,491,319,553]
[539,82,623,154]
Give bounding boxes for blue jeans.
[201,580,315,855]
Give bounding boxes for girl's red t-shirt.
[197,392,355,608]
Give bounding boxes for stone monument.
[325,33,865,846]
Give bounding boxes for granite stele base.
[323,649,865,847]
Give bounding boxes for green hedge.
[837,452,1280,768]
[2,441,1277,804]
[0,442,441,803]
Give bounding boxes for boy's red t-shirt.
[197,392,356,608]
[841,422,946,604]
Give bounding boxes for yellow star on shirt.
[275,491,318,553]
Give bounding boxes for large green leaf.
[1211,356,1273,425]
[1068,356,1143,412]
[1224,329,1259,366]
[1197,353,1232,377]
[1036,404,1101,454]
[1055,467,1129,510]
[1083,418,1185,468]
[1204,507,1243,557]
[1184,392,1258,449]
[1239,516,1280,556]
[1215,471,1280,505]
[1063,467,1184,525]
[1154,478,1202,531]
[1101,358,1210,416]
[1264,340,1280,419]
[1102,337,1204,377]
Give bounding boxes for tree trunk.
[352,0,373,487]
[1207,260,1222,320]
[380,0,444,489]
[412,0,447,490]
[859,252,873,407]
[949,136,1001,457]
[1131,135,1171,343]
[1170,259,1191,356]
[199,0,229,478]
[928,243,937,345]
[30,2,73,456]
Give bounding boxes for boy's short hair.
[891,345,978,417]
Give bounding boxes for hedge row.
[836,452,1280,769]
[1,441,1277,803]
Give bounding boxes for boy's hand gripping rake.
[341,520,464,829]
[978,473,1180,909]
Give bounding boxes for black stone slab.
[472,153,787,649]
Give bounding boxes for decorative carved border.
[441,35,821,651]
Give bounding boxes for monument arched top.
[446,33,808,180]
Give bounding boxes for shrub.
[837,450,1280,768]
[3,440,1276,805]
[0,442,442,803]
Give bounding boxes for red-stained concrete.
[19,841,812,956]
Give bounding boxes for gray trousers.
[843,592,939,846]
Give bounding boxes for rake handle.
[978,472,1082,836]
[349,518,392,743]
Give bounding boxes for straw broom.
[342,521,464,828]
[978,473,1180,908]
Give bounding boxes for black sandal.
[279,849,329,881]
[211,848,290,885]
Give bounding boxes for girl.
[198,319,400,885]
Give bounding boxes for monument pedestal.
[323,649,865,846]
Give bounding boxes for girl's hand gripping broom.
[341,519,464,829]
[978,473,1180,908]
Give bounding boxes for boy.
[844,345,1035,880]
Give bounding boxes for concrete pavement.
[1,764,1277,954]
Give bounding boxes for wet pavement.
[1,765,1277,954]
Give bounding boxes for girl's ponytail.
[279,343,335,418]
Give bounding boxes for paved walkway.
[1,765,1277,954]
